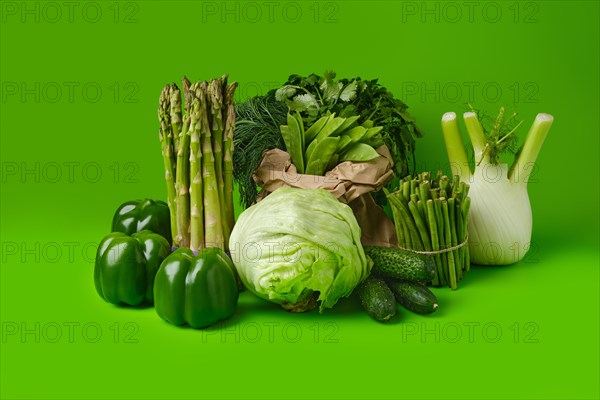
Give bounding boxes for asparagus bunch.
[385,172,471,290]
[158,75,238,251]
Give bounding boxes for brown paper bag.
[253,146,398,247]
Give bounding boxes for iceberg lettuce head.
[229,188,371,312]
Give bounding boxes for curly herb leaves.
[274,71,423,178]
[467,104,523,165]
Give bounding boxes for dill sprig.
[234,94,288,208]
[468,104,523,165]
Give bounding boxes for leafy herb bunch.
[274,71,423,178]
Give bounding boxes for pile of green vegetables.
[90,70,555,330]
[93,75,243,330]
[275,71,422,178]
[234,71,422,208]
[94,198,240,328]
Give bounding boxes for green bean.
[336,135,353,153]
[427,199,444,287]
[409,200,433,252]
[456,199,466,274]
[326,154,340,171]
[305,136,340,176]
[419,181,430,202]
[417,200,427,224]
[303,114,330,143]
[314,117,346,142]
[340,126,367,143]
[304,136,318,164]
[434,198,448,285]
[335,115,360,135]
[363,126,383,140]
[339,143,378,162]
[410,179,418,196]
[442,201,457,290]
[462,196,471,272]
[402,181,410,199]
[448,198,461,281]
[460,182,469,202]
[281,113,305,173]
[387,194,423,251]
[390,201,406,247]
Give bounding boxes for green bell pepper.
[154,247,239,329]
[112,199,172,245]
[94,230,171,306]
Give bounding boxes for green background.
[1,1,598,399]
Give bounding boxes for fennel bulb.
[441,109,553,265]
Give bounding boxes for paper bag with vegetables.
[253,111,398,247]
[233,72,423,246]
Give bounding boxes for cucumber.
[357,277,397,322]
[365,246,436,283]
[388,280,438,315]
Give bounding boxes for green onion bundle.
[385,172,471,290]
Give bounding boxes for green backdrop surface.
[1,1,598,399]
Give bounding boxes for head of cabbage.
[229,188,371,312]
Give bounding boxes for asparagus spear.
[169,84,183,162]
[219,74,228,96]
[208,79,228,246]
[158,85,177,242]
[189,83,204,252]
[223,81,237,249]
[199,82,225,249]
[174,80,191,247]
